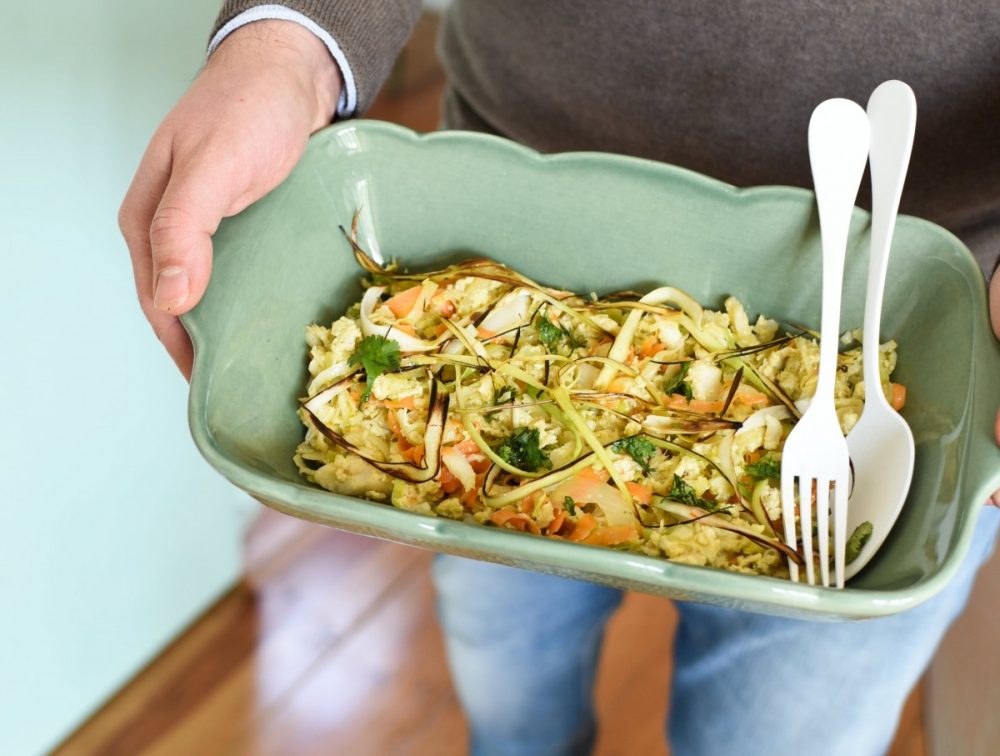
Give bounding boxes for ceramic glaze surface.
[184,121,1000,620]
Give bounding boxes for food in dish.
[294,221,901,578]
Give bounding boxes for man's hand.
[991,267,1000,506]
[119,21,341,379]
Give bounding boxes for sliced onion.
[549,473,636,527]
[442,446,476,491]
[478,291,531,333]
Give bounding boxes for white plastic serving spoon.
[844,80,917,579]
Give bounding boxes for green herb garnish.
[535,314,580,354]
[610,435,657,474]
[563,496,577,515]
[349,334,400,403]
[668,474,720,511]
[493,427,552,472]
[845,521,873,565]
[745,454,781,481]
[493,385,518,406]
[664,362,693,399]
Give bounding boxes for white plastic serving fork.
[781,99,870,587]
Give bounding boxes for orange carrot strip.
[383,396,417,410]
[491,510,541,535]
[736,390,770,406]
[583,524,641,546]
[890,383,906,411]
[547,509,568,535]
[476,326,498,339]
[386,285,422,319]
[393,323,417,337]
[607,377,630,393]
[625,482,652,505]
[567,514,598,542]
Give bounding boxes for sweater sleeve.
[210,1,423,115]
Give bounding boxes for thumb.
[149,156,239,315]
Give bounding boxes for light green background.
[0,5,254,755]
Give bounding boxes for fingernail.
[154,267,189,312]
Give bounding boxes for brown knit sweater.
[213,1,1000,275]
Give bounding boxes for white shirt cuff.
[207,4,357,118]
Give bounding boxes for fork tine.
[781,473,799,582]
[833,477,848,589]
[798,477,816,585]
[817,478,831,587]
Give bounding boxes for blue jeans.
[432,507,1000,756]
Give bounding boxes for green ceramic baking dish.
[183,120,1000,621]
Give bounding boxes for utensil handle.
[808,99,870,405]
[864,81,917,403]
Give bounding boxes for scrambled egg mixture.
[294,246,899,579]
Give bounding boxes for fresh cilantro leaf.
[668,474,720,511]
[349,335,400,403]
[493,385,518,406]
[745,454,781,481]
[610,436,657,474]
[563,496,577,516]
[664,362,693,399]
[493,427,551,472]
[534,314,580,354]
[845,521,873,565]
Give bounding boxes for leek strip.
[481,453,600,508]
[750,479,777,537]
[550,387,633,505]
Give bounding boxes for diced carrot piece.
[382,396,417,410]
[476,326,497,339]
[688,399,724,413]
[547,509,568,535]
[639,336,667,359]
[490,510,541,535]
[607,377,630,393]
[736,390,770,406]
[625,482,652,505]
[460,487,480,509]
[890,383,906,411]
[583,524,641,546]
[438,465,463,494]
[386,285,422,319]
[434,322,449,337]
[385,408,403,438]
[577,466,611,484]
[403,444,424,465]
[394,323,417,337]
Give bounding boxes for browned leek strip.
[480,452,601,508]
[303,378,449,483]
[653,500,804,565]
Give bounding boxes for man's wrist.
[211,19,342,131]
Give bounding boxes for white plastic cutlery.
[781,99,870,586]
[844,81,917,579]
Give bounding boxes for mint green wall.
[0,5,254,755]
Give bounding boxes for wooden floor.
[55,509,925,756]
[55,33,926,756]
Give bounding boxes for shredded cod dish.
[294,224,900,578]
